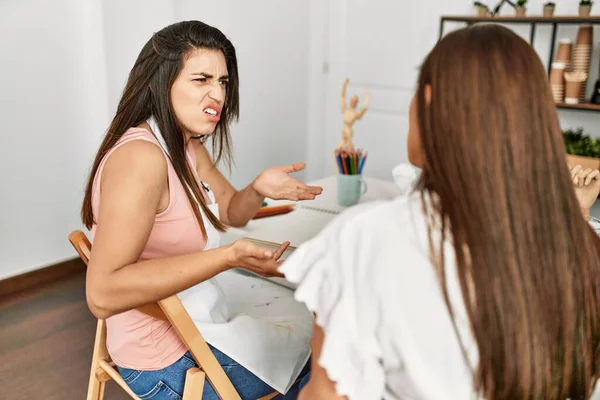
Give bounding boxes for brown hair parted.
[416,24,600,399]
[81,20,239,236]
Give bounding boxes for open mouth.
[203,107,220,117]
[203,106,221,123]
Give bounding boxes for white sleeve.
[588,216,600,236]
[279,207,386,400]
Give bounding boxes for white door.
[317,0,471,180]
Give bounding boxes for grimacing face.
[170,49,229,137]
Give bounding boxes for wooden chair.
[69,230,280,400]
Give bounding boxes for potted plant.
[564,128,600,170]
[516,0,527,16]
[543,2,556,17]
[580,0,594,16]
[473,1,489,16]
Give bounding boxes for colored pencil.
[358,152,367,174]
[335,154,343,173]
[334,148,367,175]
[253,204,295,219]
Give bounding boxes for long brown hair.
[416,24,600,399]
[81,20,239,236]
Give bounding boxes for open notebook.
[245,204,339,248]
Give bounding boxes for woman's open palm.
[253,162,323,201]
[228,240,291,278]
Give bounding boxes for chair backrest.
[69,230,91,264]
[69,230,242,400]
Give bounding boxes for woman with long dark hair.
[282,24,600,399]
[82,20,319,399]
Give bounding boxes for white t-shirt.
[280,191,600,400]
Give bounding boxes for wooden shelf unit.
[441,15,600,24]
[557,102,600,112]
[439,15,600,112]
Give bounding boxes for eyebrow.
[191,72,229,80]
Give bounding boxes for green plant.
[517,0,527,6]
[563,128,600,158]
[581,0,593,5]
[473,1,488,8]
[544,2,555,7]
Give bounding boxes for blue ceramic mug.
[337,174,368,207]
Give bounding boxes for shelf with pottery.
[441,15,600,24]
[441,2,600,113]
[440,5,600,53]
[445,1,598,28]
[467,0,595,20]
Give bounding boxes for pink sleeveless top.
[90,127,212,370]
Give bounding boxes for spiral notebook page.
[244,205,339,249]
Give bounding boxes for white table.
[221,175,401,247]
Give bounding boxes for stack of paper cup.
[550,62,566,103]
[555,39,573,71]
[565,71,588,104]
[574,25,593,101]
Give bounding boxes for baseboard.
[0,257,85,298]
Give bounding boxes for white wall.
[0,0,314,280]
[316,0,600,180]
[0,0,110,281]
[102,0,176,114]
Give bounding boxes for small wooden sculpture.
[338,78,370,151]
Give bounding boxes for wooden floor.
[0,269,129,400]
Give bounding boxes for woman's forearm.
[225,182,265,227]
[87,246,232,319]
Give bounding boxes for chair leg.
[87,378,106,400]
[87,319,110,400]
[182,368,205,400]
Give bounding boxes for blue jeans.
[117,345,311,399]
